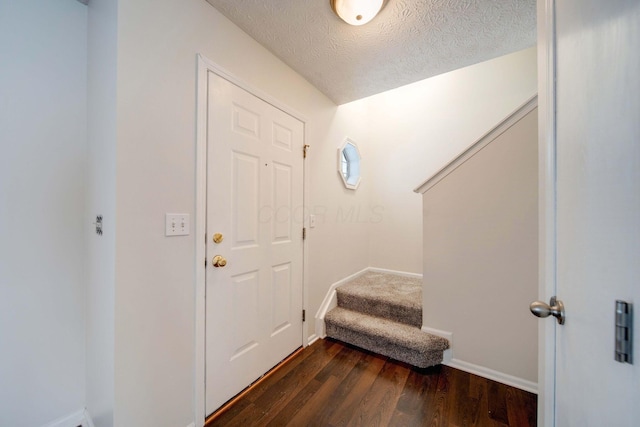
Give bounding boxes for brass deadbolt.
[213,233,224,244]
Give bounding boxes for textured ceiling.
[206,0,536,105]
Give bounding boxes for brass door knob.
[212,255,227,268]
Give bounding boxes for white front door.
[204,71,304,415]
[543,0,640,425]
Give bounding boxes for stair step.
[325,307,449,369]
[336,272,422,327]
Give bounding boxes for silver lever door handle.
[530,296,565,325]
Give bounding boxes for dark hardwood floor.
[207,338,537,427]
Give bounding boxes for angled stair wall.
[413,95,539,391]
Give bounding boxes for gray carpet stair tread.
[325,307,449,354]
[325,271,449,368]
[336,272,422,327]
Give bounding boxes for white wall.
[360,47,538,274]
[0,2,538,425]
[86,0,118,425]
[306,101,372,335]
[111,0,370,425]
[0,2,87,426]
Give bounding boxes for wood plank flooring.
[206,338,537,427]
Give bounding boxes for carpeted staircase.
[324,271,450,369]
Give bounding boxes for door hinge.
[302,227,306,240]
[615,300,633,364]
[302,309,306,322]
[303,144,310,158]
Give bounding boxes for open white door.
[536,0,640,425]
[204,71,304,416]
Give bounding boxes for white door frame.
[194,54,310,427]
[537,0,557,425]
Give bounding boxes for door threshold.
[205,346,304,426]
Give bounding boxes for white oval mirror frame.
[337,138,361,190]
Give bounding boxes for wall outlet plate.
[165,213,190,236]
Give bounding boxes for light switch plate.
[165,213,190,236]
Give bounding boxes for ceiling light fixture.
[330,0,387,26]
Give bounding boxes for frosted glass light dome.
[331,0,386,26]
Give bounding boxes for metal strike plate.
[615,300,633,364]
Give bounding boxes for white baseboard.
[368,267,423,279]
[421,326,453,363]
[421,325,453,341]
[441,348,453,364]
[314,267,369,338]
[445,358,538,394]
[307,333,319,346]
[42,409,93,427]
[82,410,95,427]
[420,326,537,393]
